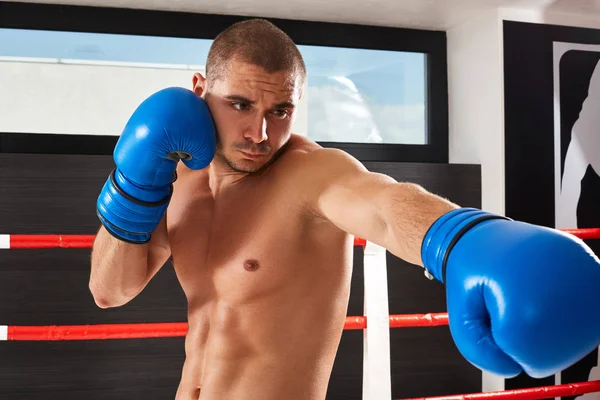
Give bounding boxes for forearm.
[384,182,459,266]
[89,227,150,308]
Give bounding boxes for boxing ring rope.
[560,227,600,240]
[402,380,600,400]
[1,317,598,400]
[1,229,599,400]
[0,313,449,341]
[0,227,596,249]
[1,318,598,400]
[0,235,367,249]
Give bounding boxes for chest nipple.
[243,259,260,272]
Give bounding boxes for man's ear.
[192,72,208,98]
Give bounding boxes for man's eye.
[232,102,249,111]
[271,109,289,118]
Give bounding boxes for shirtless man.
[90,19,600,400]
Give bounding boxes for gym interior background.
[1,1,600,399]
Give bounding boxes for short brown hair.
[206,19,307,89]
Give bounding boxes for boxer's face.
[193,60,302,173]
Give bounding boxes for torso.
[166,135,354,400]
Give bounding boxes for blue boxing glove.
[97,87,216,244]
[422,208,600,378]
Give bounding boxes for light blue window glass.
[0,28,426,144]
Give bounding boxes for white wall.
[447,9,505,216]
[447,6,600,213]
[447,10,506,393]
[0,57,308,137]
[499,7,600,30]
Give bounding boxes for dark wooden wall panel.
[0,153,481,399]
[0,154,190,399]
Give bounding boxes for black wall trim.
[504,20,600,225]
[0,133,443,164]
[0,132,117,155]
[0,1,449,163]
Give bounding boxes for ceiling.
[4,0,600,30]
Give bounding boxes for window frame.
[0,1,448,163]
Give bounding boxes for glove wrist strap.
[111,169,172,206]
[96,170,172,244]
[421,208,510,283]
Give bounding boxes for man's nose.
[245,116,268,143]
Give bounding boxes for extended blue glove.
[97,87,216,244]
[422,208,600,378]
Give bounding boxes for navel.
[243,259,260,272]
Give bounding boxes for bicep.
[313,151,397,248]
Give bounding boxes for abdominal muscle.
[174,265,351,400]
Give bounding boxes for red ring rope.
[1,227,597,249]
[3,319,599,400]
[561,228,600,240]
[7,235,95,248]
[2,225,598,398]
[7,322,188,340]
[2,235,366,249]
[2,231,598,398]
[390,313,448,327]
[401,380,600,400]
[1,313,448,340]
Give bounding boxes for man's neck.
[207,158,251,196]
[207,138,292,195]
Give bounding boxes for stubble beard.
[214,134,290,174]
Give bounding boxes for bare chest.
[166,177,311,303]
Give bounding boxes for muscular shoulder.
[279,136,366,179]
[280,134,322,156]
[275,136,367,205]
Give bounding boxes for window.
[301,45,426,144]
[0,2,447,162]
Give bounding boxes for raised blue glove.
[97,87,216,244]
[422,208,600,378]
